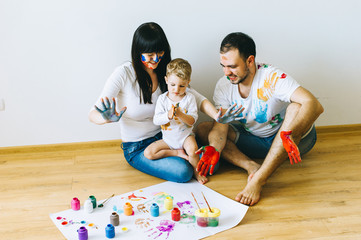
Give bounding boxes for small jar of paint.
[77,226,88,240]
[164,196,173,210]
[89,195,97,209]
[171,208,181,221]
[195,208,208,227]
[84,199,93,213]
[71,197,80,211]
[207,208,221,227]
[110,212,119,226]
[150,203,159,217]
[105,224,115,239]
[123,202,133,216]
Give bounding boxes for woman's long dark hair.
[131,22,171,104]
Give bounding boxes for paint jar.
[150,203,159,217]
[123,202,133,216]
[105,224,115,239]
[164,196,173,210]
[84,199,93,213]
[207,208,221,227]
[71,197,80,211]
[195,208,208,227]
[77,226,88,240]
[110,212,119,226]
[89,195,97,209]
[171,208,181,221]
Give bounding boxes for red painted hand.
[280,131,301,164]
[196,146,220,176]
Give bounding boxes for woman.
[89,22,239,182]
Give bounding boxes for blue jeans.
[230,123,317,159]
[121,132,194,183]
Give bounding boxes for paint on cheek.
[141,55,147,62]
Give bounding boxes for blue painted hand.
[95,97,127,123]
[216,103,245,124]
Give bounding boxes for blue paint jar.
[105,224,115,238]
[150,203,159,217]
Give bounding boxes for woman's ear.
[165,76,168,84]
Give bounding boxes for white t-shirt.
[154,92,198,149]
[213,63,300,138]
[92,61,206,142]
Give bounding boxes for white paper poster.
[50,180,248,240]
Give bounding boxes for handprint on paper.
[137,204,149,213]
[135,218,152,229]
[147,220,175,239]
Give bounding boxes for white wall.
[1,0,360,147]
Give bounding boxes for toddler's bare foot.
[177,150,189,160]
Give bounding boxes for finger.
[112,97,117,110]
[209,165,215,175]
[204,164,210,176]
[119,106,127,117]
[195,147,204,155]
[101,98,107,110]
[94,105,103,113]
[105,97,111,109]
[200,163,208,176]
[196,161,203,172]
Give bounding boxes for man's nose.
[224,67,232,76]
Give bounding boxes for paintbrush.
[98,194,115,208]
[191,192,201,210]
[201,192,213,213]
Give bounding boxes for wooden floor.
[1,126,361,239]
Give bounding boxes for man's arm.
[287,86,324,138]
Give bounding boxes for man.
[195,32,324,206]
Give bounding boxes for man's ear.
[247,55,255,65]
[165,76,168,84]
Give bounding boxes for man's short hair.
[220,32,256,60]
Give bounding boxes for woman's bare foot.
[193,169,208,184]
[177,149,189,160]
[235,178,263,206]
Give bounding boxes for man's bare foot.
[193,169,208,184]
[177,150,189,160]
[235,178,262,206]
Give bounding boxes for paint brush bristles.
[191,192,201,210]
[201,192,213,213]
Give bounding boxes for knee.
[173,165,193,183]
[144,147,155,160]
[194,121,213,144]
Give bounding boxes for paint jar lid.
[208,208,221,218]
[195,208,208,218]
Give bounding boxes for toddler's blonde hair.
[166,58,192,81]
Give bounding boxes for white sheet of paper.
[50,180,248,240]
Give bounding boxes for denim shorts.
[229,122,317,159]
[121,132,194,183]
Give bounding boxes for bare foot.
[177,149,189,160]
[235,179,262,206]
[193,169,208,184]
